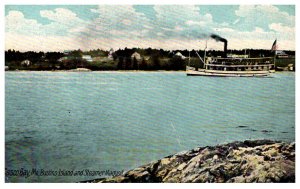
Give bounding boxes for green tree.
[151,54,160,70]
[125,57,132,69]
[118,57,124,70]
[132,57,138,70]
[169,56,185,70]
[140,58,147,70]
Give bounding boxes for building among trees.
[174,52,186,59]
[131,52,141,61]
[21,59,31,66]
[82,55,93,62]
[108,48,116,60]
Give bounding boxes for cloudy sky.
[5,5,295,52]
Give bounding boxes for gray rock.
[96,140,295,183]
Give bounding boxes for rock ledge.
[94,140,295,183]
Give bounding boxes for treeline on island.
[5,48,295,71]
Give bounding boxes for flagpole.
[203,40,207,68]
[189,49,190,67]
[274,39,277,70]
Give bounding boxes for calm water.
[5,71,295,182]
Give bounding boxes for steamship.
[186,35,276,77]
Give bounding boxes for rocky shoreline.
[86,140,295,183]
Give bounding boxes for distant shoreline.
[5,70,186,72]
[4,70,293,73]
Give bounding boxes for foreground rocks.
[96,140,295,183]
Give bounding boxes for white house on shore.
[82,55,93,62]
[131,52,142,60]
[21,59,31,66]
[58,57,69,62]
[108,48,116,60]
[174,52,186,59]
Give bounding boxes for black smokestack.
[210,34,227,58]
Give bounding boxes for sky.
[5,5,295,52]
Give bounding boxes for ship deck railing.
[209,57,274,60]
[207,57,274,65]
[206,64,274,67]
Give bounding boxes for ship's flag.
[271,39,277,51]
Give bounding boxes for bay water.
[5,71,295,182]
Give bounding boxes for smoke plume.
[210,34,227,43]
[210,34,228,57]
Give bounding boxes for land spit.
[83,139,295,183]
